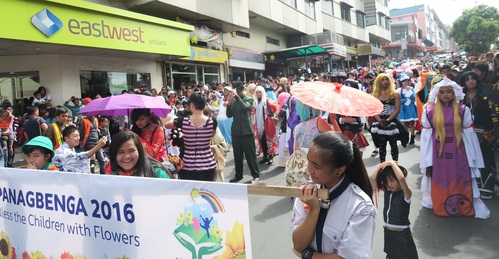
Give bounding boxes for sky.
[388,0,499,26]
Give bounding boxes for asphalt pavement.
[12,132,499,258]
[220,133,499,259]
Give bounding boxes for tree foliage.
[450,5,499,56]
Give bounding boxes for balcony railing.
[288,31,345,48]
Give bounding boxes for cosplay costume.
[420,77,489,218]
[252,86,279,160]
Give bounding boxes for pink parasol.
[290,82,383,116]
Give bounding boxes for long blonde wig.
[432,89,462,157]
[373,73,396,100]
[246,83,256,98]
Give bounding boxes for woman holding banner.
[104,131,170,178]
[291,132,375,258]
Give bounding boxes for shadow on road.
[253,197,294,223]
[413,201,499,259]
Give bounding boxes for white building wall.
[0,54,159,106]
[250,0,320,35]
[224,23,288,53]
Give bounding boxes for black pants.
[84,144,106,174]
[378,134,398,163]
[179,169,215,181]
[260,132,268,157]
[476,132,497,191]
[384,228,418,259]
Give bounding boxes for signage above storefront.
[345,46,358,55]
[0,0,193,57]
[357,44,372,56]
[180,47,228,63]
[319,43,347,57]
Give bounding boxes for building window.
[80,71,151,96]
[341,4,351,22]
[356,12,365,28]
[304,0,316,19]
[266,36,280,46]
[165,63,219,89]
[280,0,296,8]
[395,32,401,41]
[378,14,384,27]
[322,0,333,15]
[385,17,390,29]
[236,31,250,38]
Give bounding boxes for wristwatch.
[302,248,315,259]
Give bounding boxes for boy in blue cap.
[21,136,58,171]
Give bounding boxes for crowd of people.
[2,51,498,258]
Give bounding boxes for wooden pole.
[248,184,329,200]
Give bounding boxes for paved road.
[221,133,499,259]
[13,132,499,258]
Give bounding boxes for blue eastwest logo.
[31,8,63,37]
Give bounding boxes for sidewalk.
[12,146,27,168]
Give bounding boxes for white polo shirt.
[291,183,376,258]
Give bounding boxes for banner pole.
[248,184,329,200]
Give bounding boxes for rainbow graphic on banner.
[190,188,225,213]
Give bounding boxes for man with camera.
[226,82,260,182]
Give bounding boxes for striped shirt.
[175,116,217,171]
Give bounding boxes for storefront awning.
[262,45,328,60]
[422,38,435,47]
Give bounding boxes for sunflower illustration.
[30,251,46,259]
[214,221,245,259]
[21,251,30,259]
[0,232,12,259]
[60,252,86,259]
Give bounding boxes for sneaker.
[252,177,260,182]
[480,189,494,200]
[481,192,493,200]
[371,150,379,157]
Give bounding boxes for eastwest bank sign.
[0,0,193,57]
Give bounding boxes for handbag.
[284,122,311,187]
[394,118,409,148]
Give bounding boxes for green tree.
[450,5,499,56]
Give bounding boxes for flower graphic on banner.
[20,250,47,259]
[215,221,246,259]
[173,188,227,258]
[0,231,13,259]
[60,252,87,259]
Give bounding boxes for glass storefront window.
[171,64,196,73]
[0,71,40,116]
[166,62,220,89]
[204,66,218,74]
[79,71,151,97]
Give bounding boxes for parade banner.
[0,168,252,258]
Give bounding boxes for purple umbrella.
[79,94,172,117]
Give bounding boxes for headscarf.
[254,86,267,138]
[428,76,464,103]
